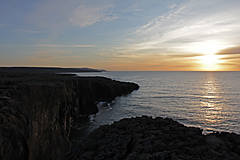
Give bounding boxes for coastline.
[0,68,139,160]
[1,68,240,160]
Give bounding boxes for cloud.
[1,44,95,48]
[27,1,118,30]
[30,52,58,62]
[216,46,240,65]
[220,56,240,60]
[14,29,42,34]
[37,44,95,48]
[217,46,240,55]
[128,0,240,53]
[168,53,202,58]
[30,50,82,63]
[167,4,177,9]
[27,0,78,30]
[70,4,117,27]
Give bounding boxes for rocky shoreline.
[1,68,240,160]
[67,116,240,160]
[0,70,139,160]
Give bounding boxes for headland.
[0,67,139,160]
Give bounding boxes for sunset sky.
[1,0,240,71]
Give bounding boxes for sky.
[1,0,240,71]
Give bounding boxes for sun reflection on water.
[198,73,229,133]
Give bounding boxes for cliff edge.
[0,72,139,160]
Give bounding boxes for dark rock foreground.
[0,71,139,160]
[67,116,240,160]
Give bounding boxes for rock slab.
[68,116,240,160]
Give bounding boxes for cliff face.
[0,73,139,160]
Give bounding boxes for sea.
[71,71,240,139]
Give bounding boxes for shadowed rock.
[67,116,240,160]
[0,71,139,160]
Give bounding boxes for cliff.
[0,72,139,160]
[67,116,240,160]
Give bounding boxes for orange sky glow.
[1,0,240,71]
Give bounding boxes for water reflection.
[198,73,227,133]
[72,71,240,138]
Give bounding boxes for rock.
[0,72,139,160]
[205,135,225,147]
[68,116,240,160]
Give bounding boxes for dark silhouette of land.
[0,66,106,73]
[1,67,240,160]
[0,68,138,160]
[67,116,240,160]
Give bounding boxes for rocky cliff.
[68,116,240,160]
[0,72,139,160]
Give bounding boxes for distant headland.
[0,66,106,73]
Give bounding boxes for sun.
[187,40,230,71]
[198,54,225,71]
[199,54,219,70]
[200,54,218,65]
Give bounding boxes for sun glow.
[191,41,231,54]
[190,41,231,54]
[198,54,225,71]
[187,41,231,71]
[200,54,219,65]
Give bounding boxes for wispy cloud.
[167,4,177,10]
[91,0,240,71]
[27,0,77,30]
[36,44,95,48]
[14,29,42,34]
[128,0,240,54]
[70,4,117,27]
[217,46,240,55]
[216,46,240,68]
[32,53,57,62]
[30,50,82,63]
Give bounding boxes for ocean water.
[74,71,240,135]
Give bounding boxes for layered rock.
[0,72,139,160]
[68,116,240,160]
